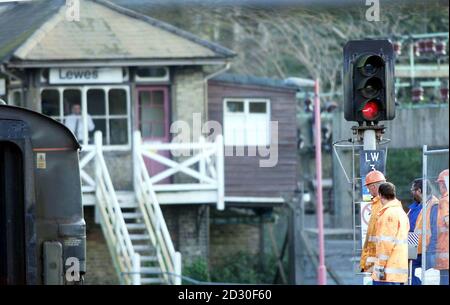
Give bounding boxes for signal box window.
[40,86,130,147]
[224,99,270,146]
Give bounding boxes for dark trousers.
[411,255,422,285]
[440,270,449,285]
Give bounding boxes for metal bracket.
[351,124,386,143]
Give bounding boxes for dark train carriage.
[0,104,85,285]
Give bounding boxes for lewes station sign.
[49,67,123,84]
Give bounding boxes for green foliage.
[210,251,279,284]
[182,252,283,284]
[182,257,210,284]
[386,148,422,204]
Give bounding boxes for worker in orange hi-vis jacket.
[435,169,449,285]
[414,197,439,256]
[372,182,410,285]
[409,179,439,285]
[360,170,386,273]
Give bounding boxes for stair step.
[116,191,137,202]
[140,267,161,274]
[122,212,143,219]
[118,201,139,208]
[126,223,146,230]
[140,255,158,262]
[140,278,165,285]
[133,244,153,251]
[130,234,150,241]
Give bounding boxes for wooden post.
[25,70,41,111]
[199,136,206,184]
[94,131,102,224]
[132,252,141,285]
[216,135,225,210]
[174,251,182,285]
[288,189,304,284]
[268,223,288,284]
[259,214,265,274]
[133,131,142,193]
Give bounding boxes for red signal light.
[361,101,379,121]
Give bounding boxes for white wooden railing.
[135,132,225,210]
[80,146,96,193]
[94,131,141,285]
[80,131,225,285]
[133,131,182,285]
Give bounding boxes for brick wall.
[83,207,119,285]
[172,66,205,135]
[162,205,210,265]
[209,222,261,267]
[81,151,133,191]
[171,67,206,184]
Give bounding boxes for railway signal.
[343,40,396,124]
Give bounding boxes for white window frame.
[135,66,169,82]
[40,85,131,150]
[223,98,271,146]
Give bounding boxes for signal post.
[342,40,396,284]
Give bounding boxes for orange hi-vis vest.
[435,192,449,270]
[414,196,439,254]
[372,199,410,283]
[360,196,382,271]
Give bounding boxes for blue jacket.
[408,201,422,232]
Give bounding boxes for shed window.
[40,86,130,147]
[224,99,270,146]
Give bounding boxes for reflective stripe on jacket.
[435,193,449,270]
[414,196,439,254]
[360,196,382,271]
[372,199,410,283]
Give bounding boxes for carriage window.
[224,99,270,146]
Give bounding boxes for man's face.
[411,184,422,203]
[72,105,81,115]
[367,183,379,197]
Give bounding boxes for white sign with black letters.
[49,68,122,84]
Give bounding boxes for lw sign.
[49,68,123,84]
[359,150,386,249]
[360,150,386,201]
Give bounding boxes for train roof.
[0,104,80,150]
